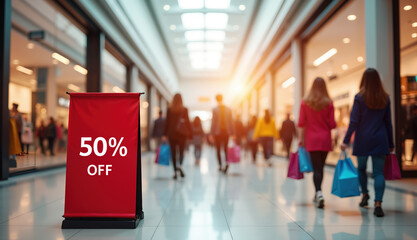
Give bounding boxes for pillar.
[291,39,303,123]
[86,30,104,92]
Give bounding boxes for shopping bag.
[156,144,170,166]
[298,147,313,173]
[154,146,160,164]
[384,154,402,180]
[287,152,304,179]
[331,151,360,198]
[227,145,241,163]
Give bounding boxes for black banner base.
[62,214,143,229]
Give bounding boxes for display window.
[102,49,127,93]
[303,0,365,165]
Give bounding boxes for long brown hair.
[170,93,184,113]
[359,68,388,109]
[264,110,271,123]
[304,77,331,111]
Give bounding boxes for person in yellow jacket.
[253,110,278,166]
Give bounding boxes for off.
[87,164,112,176]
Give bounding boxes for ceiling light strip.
[313,48,337,67]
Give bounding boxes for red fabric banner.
[63,93,139,219]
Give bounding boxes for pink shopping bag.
[384,154,402,180]
[154,146,160,164]
[287,152,304,180]
[227,145,241,163]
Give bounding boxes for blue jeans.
[259,137,274,160]
[357,155,385,202]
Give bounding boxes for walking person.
[253,110,278,167]
[234,115,245,146]
[21,115,34,154]
[163,93,192,179]
[10,103,23,154]
[152,110,166,148]
[210,94,234,174]
[37,120,47,155]
[191,117,205,166]
[298,77,336,208]
[280,113,297,159]
[341,68,394,217]
[246,116,258,163]
[46,117,57,156]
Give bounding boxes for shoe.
[317,196,324,208]
[223,164,229,174]
[359,194,370,208]
[313,195,318,203]
[374,206,384,217]
[173,174,177,180]
[268,162,273,167]
[177,167,185,178]
[218,166,223,171]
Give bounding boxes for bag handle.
[339,150,348,160]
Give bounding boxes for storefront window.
[102,49,127,93]
[304,0,365,165]
[274,57,294,156]
[9,0,86,173]
[399,1,417,171]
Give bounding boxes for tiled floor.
[1,146,417,240]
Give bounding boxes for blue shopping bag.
[156,144,170,166]
[298,147,313,173]
[331,151,361,198]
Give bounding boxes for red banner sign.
[64,93,140,219]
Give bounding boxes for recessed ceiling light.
[205,0,230,9]
[347,15,357,21]
[178,0,203,9]
[403,5,412,11]
[239,5,246,11]
[27,43,34,49]
[282,77,295,88]
[412,33,417,38]
[206,31,226,41]
[170,25,177,31]
[342,38,351,44]
[181,13,204,29]
[342,64,348,70]
[313,48,337,67]
[73,65,88,75]
[357,56,364,62]
[185,31,205,41]
[206,13,229,29]
[412,22,417,27]
[163,4,170,11]
[12,59,19,65]
[16,65,33,75]
[52,52,70,65]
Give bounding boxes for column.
[291,39,303,123]
[46,67,57,118]
[86,30,104,92]
[126,66,139,92]
[0,0,11,180]
[148,86,158,150]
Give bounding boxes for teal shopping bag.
[298,147,313,173]
[156,144,170,166]
[331,151,361,198]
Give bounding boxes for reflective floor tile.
[70,227,156,240]
[152,226,232,240]
[230,226,313,240]
[0,226,79,240]
[160,210,228,227]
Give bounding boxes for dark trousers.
[39,138,46,154]
[215,133,229,167]
[249,141,258,162]
[23,144,30,153]
[259,137,273,160]
[194,145,202,160]
[169,137,186,172]
[283,138,293,159]
[48,137,55,156]
[310,151,328,192]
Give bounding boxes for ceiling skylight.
[205,13,229,29]
[206,31,226,41]
[185,31,205,41]
[187,42,205,51]
[178,0,203,9]
[205,0,230,9]
[181,13,205,29]
[205,42,224,51]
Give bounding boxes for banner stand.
[62,93,145,229]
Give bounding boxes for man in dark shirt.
[280,113,296,159]
[152,110,166,148]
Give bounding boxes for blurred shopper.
[246,116,258,163]
[341,68,394,217]
[191,117,205,165]
[254,110,278,167]
[280,113,297,159]
[163,93,192,179]
[152,110,166,148]
[9,114,22,167]
[10,103,23,153]
[210,94,234,174]
[298,77,336,209]
[37,120,47,155]
[21,115,34,154]
[46,117,57,156]
[234,115,245,146]
[57,123,67,152]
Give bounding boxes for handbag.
[331,151,361,198]
[287,152,304,179]
[384,154,401,180]
[227,144,241,163]
[298,147,313,173]
[155,144,170,166]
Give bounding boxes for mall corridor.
[1,148,417,240]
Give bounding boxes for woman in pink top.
[298,77,336,208]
